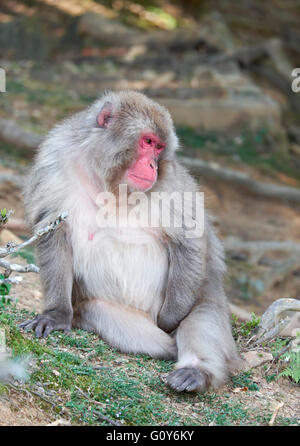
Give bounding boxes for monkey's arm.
[157,236,206,333]
[163,222,240,392]
[20,227,74,337]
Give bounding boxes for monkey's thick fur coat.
[22,91,240,392]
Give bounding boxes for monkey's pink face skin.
[126,133,165,191]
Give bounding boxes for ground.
[0,301,299,426]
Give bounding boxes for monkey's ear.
[96,101,113,128]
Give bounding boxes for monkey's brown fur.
[21,91,240,392]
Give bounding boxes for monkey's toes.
[19,315,70,338]
[166,367,208,393]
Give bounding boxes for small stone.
[241,350,273,371]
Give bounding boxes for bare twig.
[0,212,67,290]
[0,212,68,259]
[0,258,39,273]
[7,382,61,409]
[0,276,23,285]
[93,410,122,426]
[269,402,284,426]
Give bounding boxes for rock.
[156,93,281,131]
[241,350,273,371]
[198,11,236,53]
[280,313,300,338]
[0,229,22,245]
[77,12,141,46]
[192,63,260,94]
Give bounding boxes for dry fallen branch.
[0,258,39,273]
[0,211,68,293]
[0,119,43,152]
[180,156,300,205]
[223,237,300,264]
[252,298,300,346]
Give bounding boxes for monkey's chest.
[72,227,168,319]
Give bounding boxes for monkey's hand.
[19,310,72,338]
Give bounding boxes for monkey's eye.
[156,144,163,151]
[145,138,152,145]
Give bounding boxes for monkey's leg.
[73,299,177,360]
[20,229,74,337]
[166,301,240,392]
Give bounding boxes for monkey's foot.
[19,313,71,338]
[166,367,208,393]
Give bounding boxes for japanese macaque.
[20,90,240,392]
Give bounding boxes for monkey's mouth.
[129,173,153,184]
[127,173,155,191]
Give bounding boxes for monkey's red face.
[125,133,165,191]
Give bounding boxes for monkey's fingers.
[37,319,55,338]
[19,316,54,338]
[19,318,39,332]
[166,367,208,393]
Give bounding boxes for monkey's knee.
[166,367,209,393]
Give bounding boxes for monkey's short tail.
[73,298,177,360]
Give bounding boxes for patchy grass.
[0,302,298,426]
